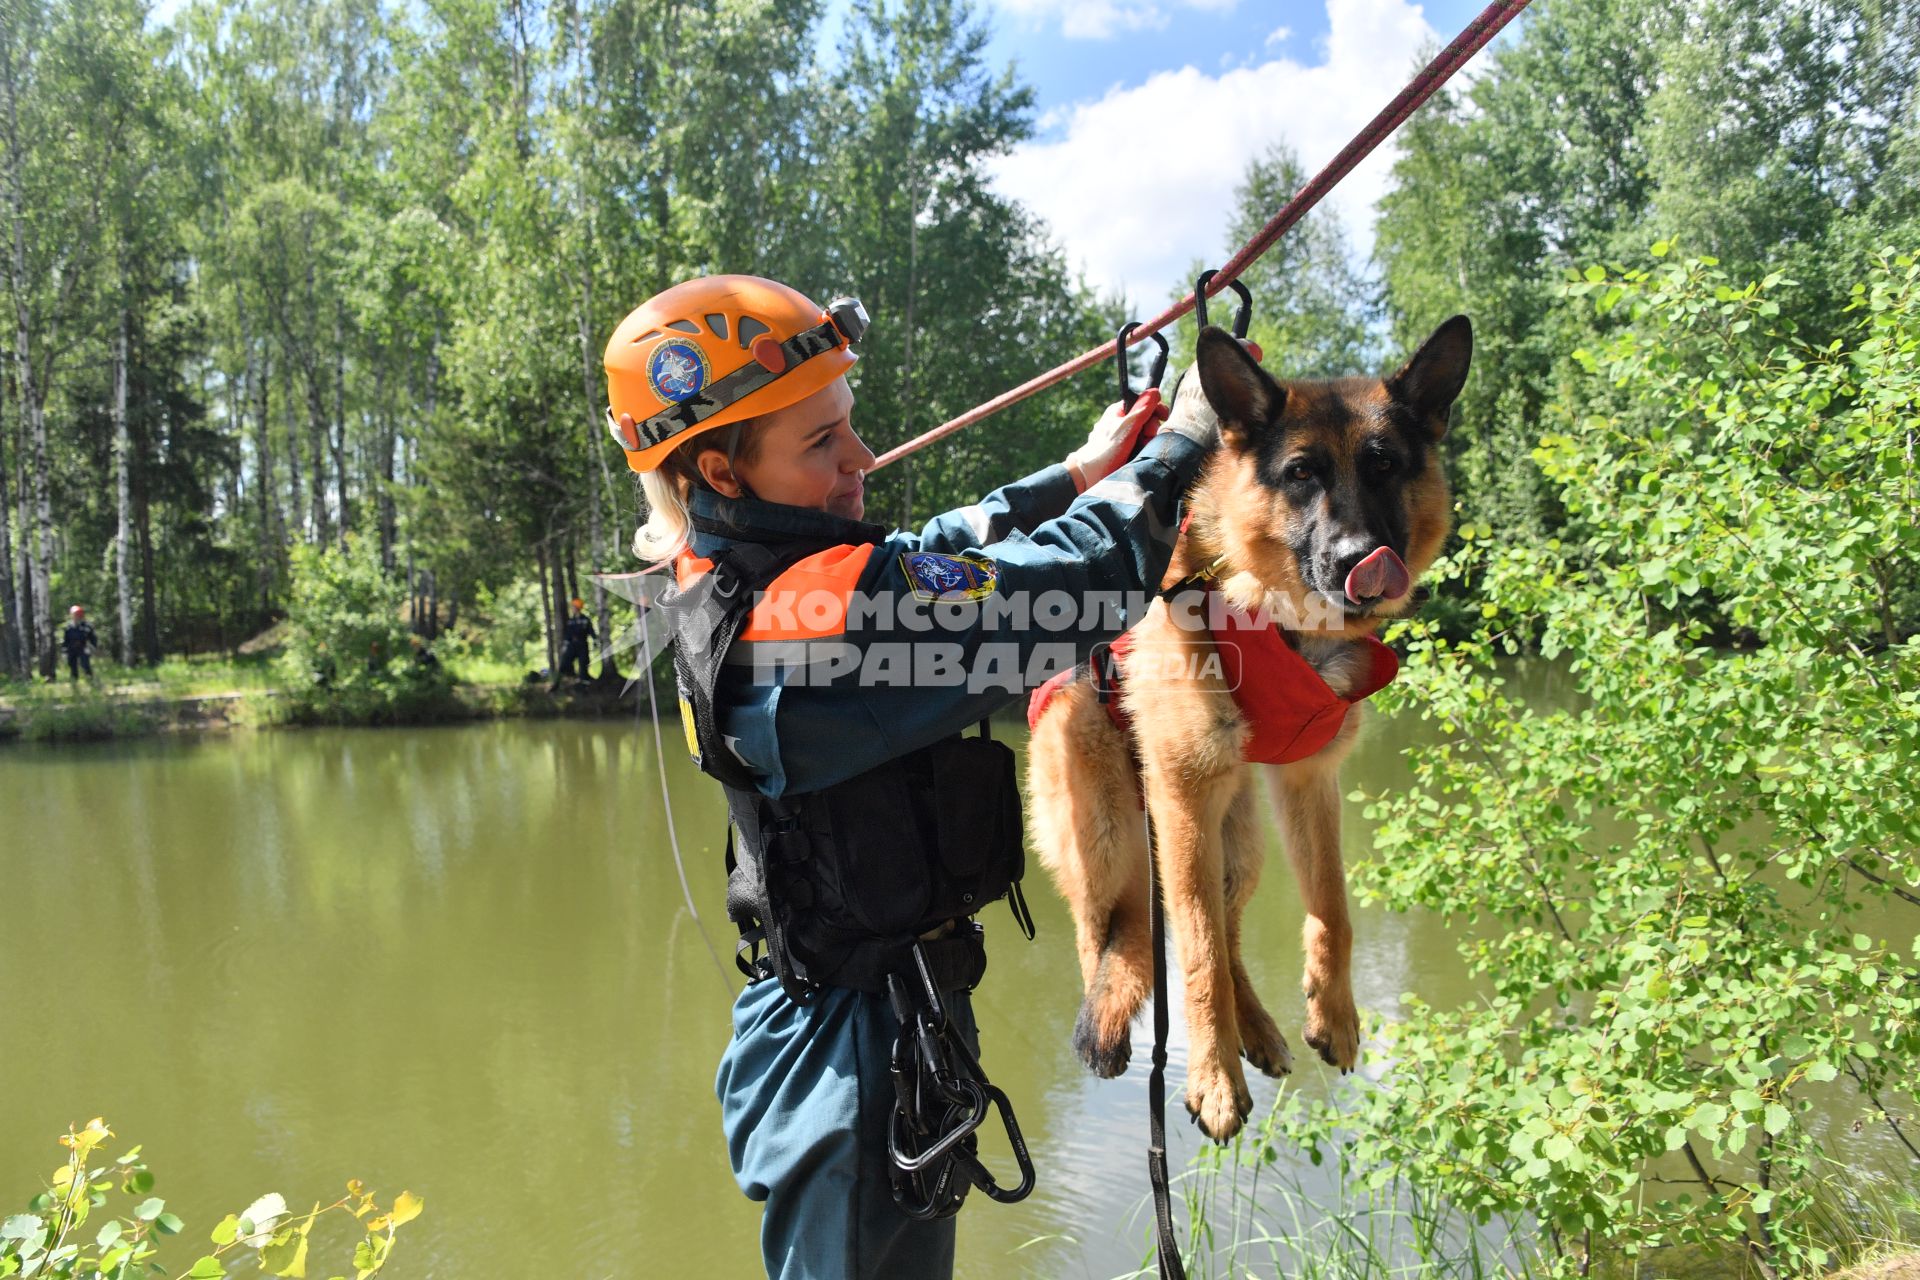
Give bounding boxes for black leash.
[1145,807,1187,1280]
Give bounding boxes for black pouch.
[921,729,1025,921]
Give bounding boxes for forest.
[0,0,1915,679]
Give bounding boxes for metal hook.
[1193,269,1253,339]
[1114,322,1171,412]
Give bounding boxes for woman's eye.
[811,431,835,451]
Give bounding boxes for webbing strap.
[1145,806,1186,1280]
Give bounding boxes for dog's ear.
[1195,325,1284,442]
[1386,315,1472,439]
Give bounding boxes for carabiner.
[889,1077,990,1173]
[956,1081,1037,1204]
[1114,322,1171,413]
[1193,269,1254,339]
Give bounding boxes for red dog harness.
[1026,587,1399,765]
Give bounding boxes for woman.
[605,274,1219,1280]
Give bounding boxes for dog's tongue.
[1346,547,1410,604]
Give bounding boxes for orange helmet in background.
[569,597,585,610]
[603,275,867,473]
[68,605,84,618]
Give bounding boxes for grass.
[0,641,645,743]
[0,652,281,703]
[1117,1089,1920,1280]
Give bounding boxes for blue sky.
[972,0,1510,304]
[978,0,1490,121]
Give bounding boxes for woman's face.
[699,377,875,521]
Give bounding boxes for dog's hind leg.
[1222,782,1292,1077]
[1265,747,1361,1072]
[1144,760,1254,1142]
[1027,682,1151,1077]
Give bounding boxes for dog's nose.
[1342,547,1410,605]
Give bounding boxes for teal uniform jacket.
[683,428,1209,798]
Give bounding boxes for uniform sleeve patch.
[900,551,998,602]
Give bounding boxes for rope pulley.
[1114,323,1170,413]
[1193,269,1253,338]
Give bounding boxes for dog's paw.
[1304,987,1361,1073]
[1072,1000,1132,1078]
[1239,1011,1293,1079]
[1183,1061,1253,1143]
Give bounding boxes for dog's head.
[1188,316,1471,635]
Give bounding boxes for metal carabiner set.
[1113,268,1253,412]
[885,939,1036,1220]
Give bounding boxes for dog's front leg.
[1266,753,1361,1071]
[1143,764,1253,1141]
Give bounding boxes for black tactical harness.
[659,529,1036,1217]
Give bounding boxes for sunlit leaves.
[0,1121,421,1280]
[1280,249,1920,1274]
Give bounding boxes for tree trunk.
[304,360,329,547]
[8,441,28,675]
[578,278,618,678]
[0,11,55,678]
[536,541,557,676]
[114,306,133,663]
[331,305,348,548]
[284,357,305,542]
[135,473,159,665]
[427,568,438,641]
[253,338,280,606]
[376,364,395,570]
[0,390,20,678]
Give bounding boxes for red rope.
[870,0,1533,473]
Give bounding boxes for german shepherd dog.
[1026,317,1470,1141]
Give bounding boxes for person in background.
[61,605,97,682]
[558,597,595,682]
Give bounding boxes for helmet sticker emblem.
[649,339,710,404]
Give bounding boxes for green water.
[0,671,1902,1278]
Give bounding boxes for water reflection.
[0,688,1906,1279]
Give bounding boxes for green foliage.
[472,577,545,671]
[1374,0,1920,562]
[1171,141,1378,380]
[282,537,413,692]
[0,1117,419,1279]
[1274,250,1920,1277]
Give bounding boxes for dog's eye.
[1370,453,1398,474]
[1284,461,1316,484]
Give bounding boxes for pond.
[0,668,1903,1278]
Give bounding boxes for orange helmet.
[569,597,585,610]
[68,605,84,618]
[603,275,867,473]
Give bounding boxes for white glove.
[1064,389,1169,491]
[1162,337,1264,450]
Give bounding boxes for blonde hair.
[632,421,763,564]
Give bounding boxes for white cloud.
[1264,24,1293,46]
[996,0,1237,41]
[988,0,1437,306]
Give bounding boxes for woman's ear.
[696,448,744,498]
